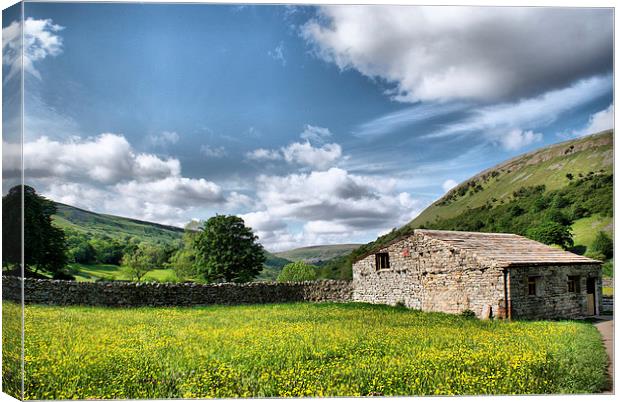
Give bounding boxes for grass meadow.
[68,263,180,283]
[2,302,609,399]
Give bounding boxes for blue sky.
[2,3,614,250]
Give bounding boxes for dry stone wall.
[1,276,353,307]
[352,234,505,318]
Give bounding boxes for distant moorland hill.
[274,244,361,264]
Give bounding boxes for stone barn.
[352,229,602,319]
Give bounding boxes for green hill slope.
[334,131,613,279]
[411,130,612,228]
[53,202,185,244]
[274,244,361,264]
[52,203,291,281]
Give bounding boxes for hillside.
[53,202,185,244]
[333,131,613,278]
[274,244,361,264]
[51,203,291,281]
[410,130,612,228]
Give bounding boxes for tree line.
[2,185,273,283]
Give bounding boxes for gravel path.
[594,316,614,393]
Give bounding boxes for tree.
[121,243,160,281]
[2,185,68,273]
[526,221,574,250]
[590,231,613,260]
[90,236,124,265]
[277,261,318,282]
[193,215,265,283]
[168,221,202,281]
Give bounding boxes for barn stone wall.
[507,264,602,319]
[1,276,353,307]
[352,234,505,318]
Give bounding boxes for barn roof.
[352,229,601,266]
[415,229,601,267]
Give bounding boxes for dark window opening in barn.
[567,276,581,293]
[528,276,542,296]
[375,253,390,270]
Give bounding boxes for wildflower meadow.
[2,302,609,399]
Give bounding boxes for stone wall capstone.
[1,276,353,307]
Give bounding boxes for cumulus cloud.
[246,125,342,170]
[442,179,458,193]
[2,17,64,83]
[244,168,423,250]
[500,129,542,151]
[19,134,180,183]
[302,6,612,102]
[565,104,614,138]
[7,133,236,225]
[281,141,342,170]
[148,131,179,147]
[115,177,224,209]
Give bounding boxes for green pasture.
[1,302,609,399]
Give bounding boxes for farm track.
[594,317,614,393]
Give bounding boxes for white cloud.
[9,133,236,225]
[268,41,286,66]
[245,168,423,250]
[355,102,467,139]
[500,129,542,151]
[148,131,179,147]
[300,125,332,143]
[246,148,282,161]
[566,104,614,138]
[302,6,612,102]
[2,17,64,83]
[425,75,611,149]
[442,179,458,193]
[200,145,227,158]
[134,153,182,179]
[281,141,342,170]
[20,134,180,183]
[246,125,342,170]
[115,177,224,209]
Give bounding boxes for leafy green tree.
[526,221,574,250]
[168,222,202,281]
[277,261,318,282]
[90,236,124,265]
[193,215,265,283]
[2,185,68,273]
[121,243,160,281]
[590,231,613,260]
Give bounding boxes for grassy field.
[572,214,613,248]
[68,263,180,283]
[2,302,608,399]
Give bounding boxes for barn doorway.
[586,277,597,316]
